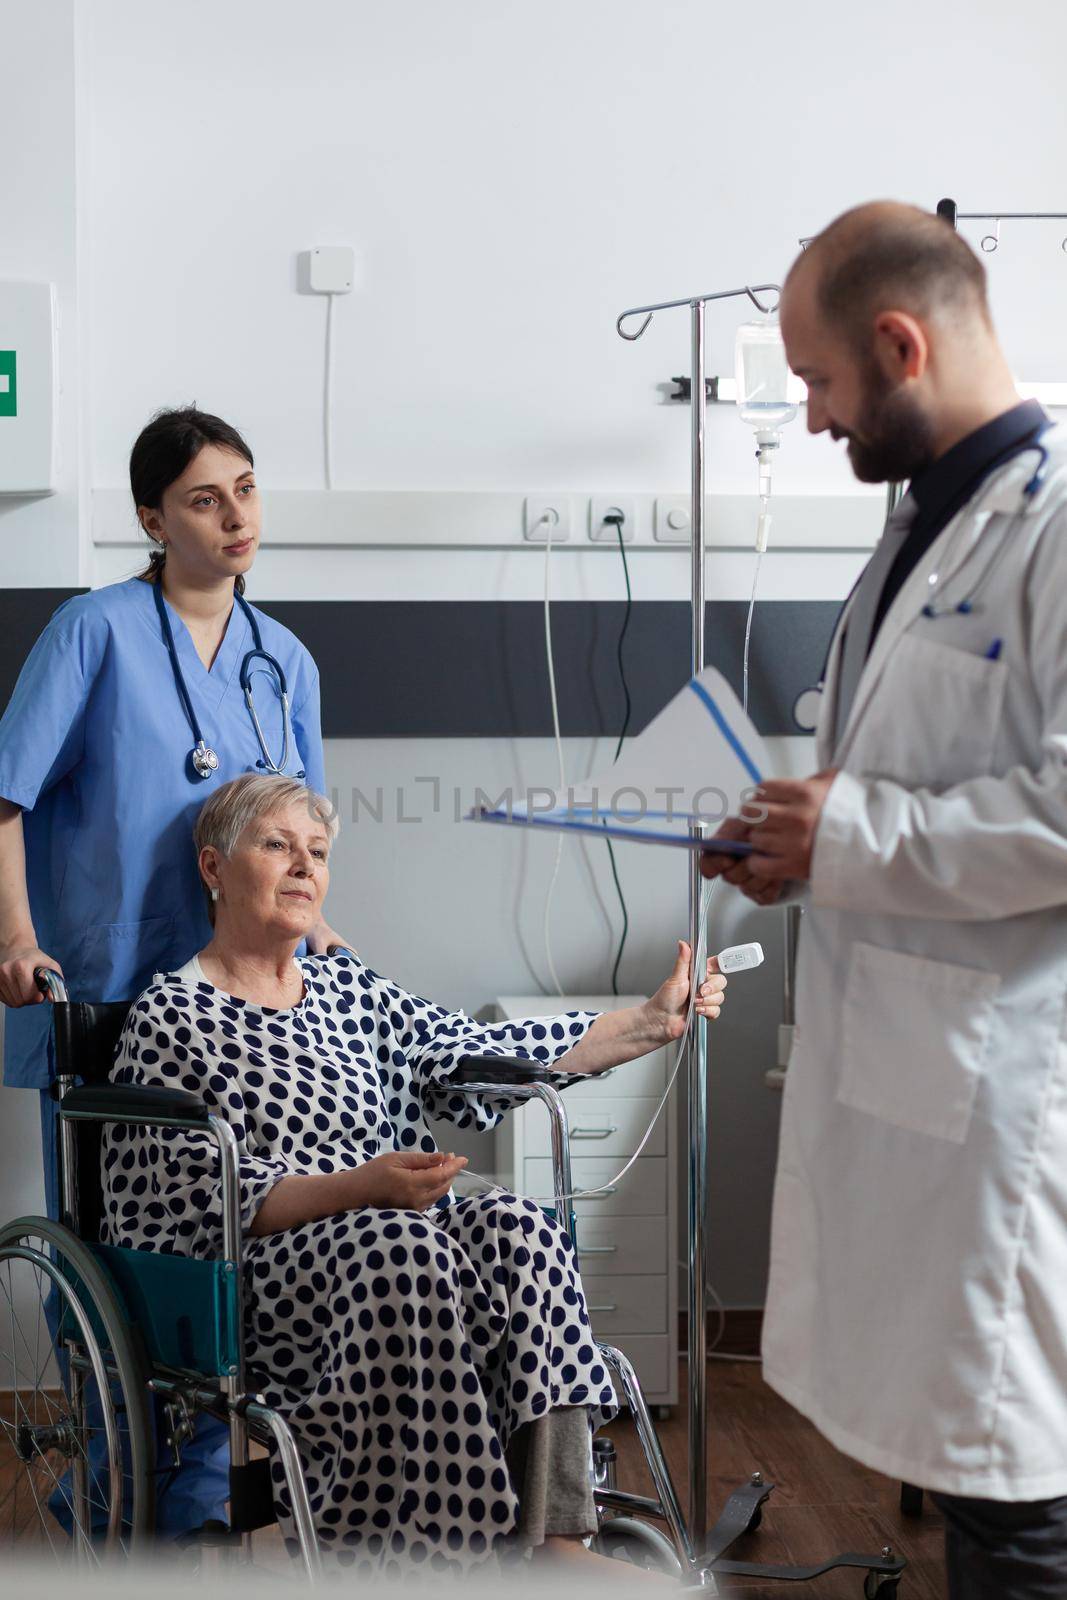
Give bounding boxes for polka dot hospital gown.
[101,953,617,1574]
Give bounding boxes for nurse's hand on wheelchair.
[0,940,63,1006]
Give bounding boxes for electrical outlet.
[524,496,571,542]
[308,246,356,293]
[589,496,636,542]
[654,496,691,542]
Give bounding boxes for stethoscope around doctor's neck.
[792,432,1053,735]
[152,580,304,781]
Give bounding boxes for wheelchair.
[0,965,707,1580]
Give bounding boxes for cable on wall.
[306,245,355,492]
[323,292,336,491]
[604,512,633,995]
[541,512,567,997]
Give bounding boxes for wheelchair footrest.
[229,1457,277,1534]
[702,1476,774,1563]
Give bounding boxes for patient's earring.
[210,887,220,903]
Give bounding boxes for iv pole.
[618,284,777,1554]
[615,287,904,1592]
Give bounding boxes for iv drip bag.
[734,319,798,432]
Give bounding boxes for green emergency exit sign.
[0,351,15,417]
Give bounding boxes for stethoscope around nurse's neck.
[792,432,1054,733]
[151,578,304,782]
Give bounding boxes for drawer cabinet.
[492,994,678,1408]
[580,1274,669,1337]
[617,1335,671,1397]
[573,1215,669,1277]
[523,1155,667,1217]
[522,1095,666,1160]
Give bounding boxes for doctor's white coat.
[762,428,1067,1499]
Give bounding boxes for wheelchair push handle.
[34,966,69,1004]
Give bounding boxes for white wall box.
[493,994,678,1410]
[0,282,57,496]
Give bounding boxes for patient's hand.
[645,940,726,1043]
[555,943,727,1076]
[349,1150,469,1210]
[249,1150,470,1235]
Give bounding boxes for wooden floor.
[602,1358,947,1598]
[0,1389,74,1553]
[2,1366,949,1595]
[253,1358,949,1593]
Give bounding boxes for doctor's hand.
[644,940,727,1042]
[0,944,64,1008]
[743,770,839,885]
[699,816,785,907]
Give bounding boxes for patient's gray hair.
[194,774,339,863]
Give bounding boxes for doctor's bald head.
[791,202,992,349]
[780,202,1012,484]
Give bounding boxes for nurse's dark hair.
[131,406,254,596]
[792,201,992,353]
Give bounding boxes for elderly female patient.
[102,774,726,1576]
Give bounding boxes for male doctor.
[702,201,1067,1597]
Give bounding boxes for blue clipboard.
[468,807,754,856]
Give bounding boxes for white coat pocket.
[837,941,1000,1143]
[853,633,1007,790]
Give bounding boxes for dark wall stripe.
[0,593,838,739]
[0,590,87,710]
[260,600,837,737]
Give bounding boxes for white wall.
[0,0,85,585]
[6,0,1067,594]
[81,0,1067,524]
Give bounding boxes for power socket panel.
[654,496,692,542]
[524,496,572,542]
[589,496,636,542]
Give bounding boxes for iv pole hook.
[616,282,781,341]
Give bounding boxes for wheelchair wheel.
[592,1514,683,1575]
[0,1217,154,1564]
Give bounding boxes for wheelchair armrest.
[453,1053,551,1086]
[60,1083,212,1126]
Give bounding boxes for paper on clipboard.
[468,666,769,854]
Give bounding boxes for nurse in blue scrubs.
[0,405,345,1533]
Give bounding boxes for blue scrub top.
[0,577,326,1087]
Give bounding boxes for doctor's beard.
[843,360,938,485]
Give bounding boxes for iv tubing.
[742,436,776,714]
[541,516,567,998]
[742,545,764,716]
[463,877,717,1207]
